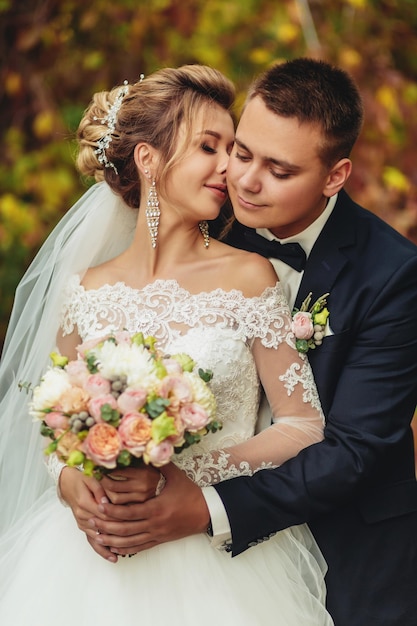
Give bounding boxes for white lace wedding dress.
[0,277,333,626]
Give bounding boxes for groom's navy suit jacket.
[216,190,417,626]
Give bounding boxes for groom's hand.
[100,465,161,504]
[91,463,210,555]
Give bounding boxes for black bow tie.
[243,229,306,272]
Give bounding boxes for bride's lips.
[205,184,227,199]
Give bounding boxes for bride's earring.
[146,178,160,248]
[199,220,210,249]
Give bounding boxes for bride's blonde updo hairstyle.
[76,64,235,208]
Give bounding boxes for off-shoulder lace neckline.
[71,274,282,302]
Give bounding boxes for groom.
[77,59,417,625]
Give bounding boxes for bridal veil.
[0,182,137,535]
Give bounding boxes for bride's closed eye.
[201,143,217,154]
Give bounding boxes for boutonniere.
[291,292,330,354]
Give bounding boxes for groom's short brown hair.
[246,57,364,167]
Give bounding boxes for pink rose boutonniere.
[291,292,330,354]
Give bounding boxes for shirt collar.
[256,193,338,258]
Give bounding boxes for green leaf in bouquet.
[49,351,69,368]
[184,431,202,446]
[171,353,195,372]
[198,368,213,383]
[131,332,145,346]
[144,335,158,351]
[117,449,133,467]
[151,412,177,444]
[145,396,170,418]
[40,422,55,438]
[206,419,223,433]
[82,459,97,477]
[43,440,58,455]
[67,450,85,466]
[133,333,157,352]
[85,353,99,373]
[100,403,121,426]
[154,359,168,379]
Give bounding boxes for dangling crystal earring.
[146,179,160,248]
[199,221,210,249]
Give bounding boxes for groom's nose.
[238,163,262,194]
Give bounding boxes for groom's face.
[227,96,333,239]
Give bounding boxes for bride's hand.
[60,466,122,562]
[59,466,110,530]
[100,465,161,505]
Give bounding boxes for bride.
[0,64,333,625]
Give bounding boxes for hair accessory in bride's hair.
[94,79,131,174]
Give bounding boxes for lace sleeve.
[59,274,83,337]
[174,289,324,487]
[44,452,72,507]
[45,452,67,485]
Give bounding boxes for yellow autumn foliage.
[0,195,37,251]
[33,111,56,140]
[382,167,410,193]
[376,86,400,118]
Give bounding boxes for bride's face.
[163,103,234,223]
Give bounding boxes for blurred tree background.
[1,0,417,352]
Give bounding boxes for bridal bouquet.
[28,332,220,477]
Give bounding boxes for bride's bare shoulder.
[214,240,279,298]
[81,258,123,290]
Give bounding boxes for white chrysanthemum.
[184,372,217,419]
[94,342,159,389]
[29,368,71,419]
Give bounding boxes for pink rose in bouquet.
[84,374,112,397]
[180,403,210,432]
[44,411,70,430]
[56,430,83,461]
[118,412,153,455]
[58,386,90,414]
[159,375,193,412]
[117,388,148,413]
[144,440,175,467]
[82,423,122,469]
[88,394,118,422]
[65,360,90,387]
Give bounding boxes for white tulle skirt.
[0,487,332,625]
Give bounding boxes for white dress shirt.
[202,194,338,547]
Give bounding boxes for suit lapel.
[294,191,357,320]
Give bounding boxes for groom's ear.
[323,158,352,198]
[134,143,160,178]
